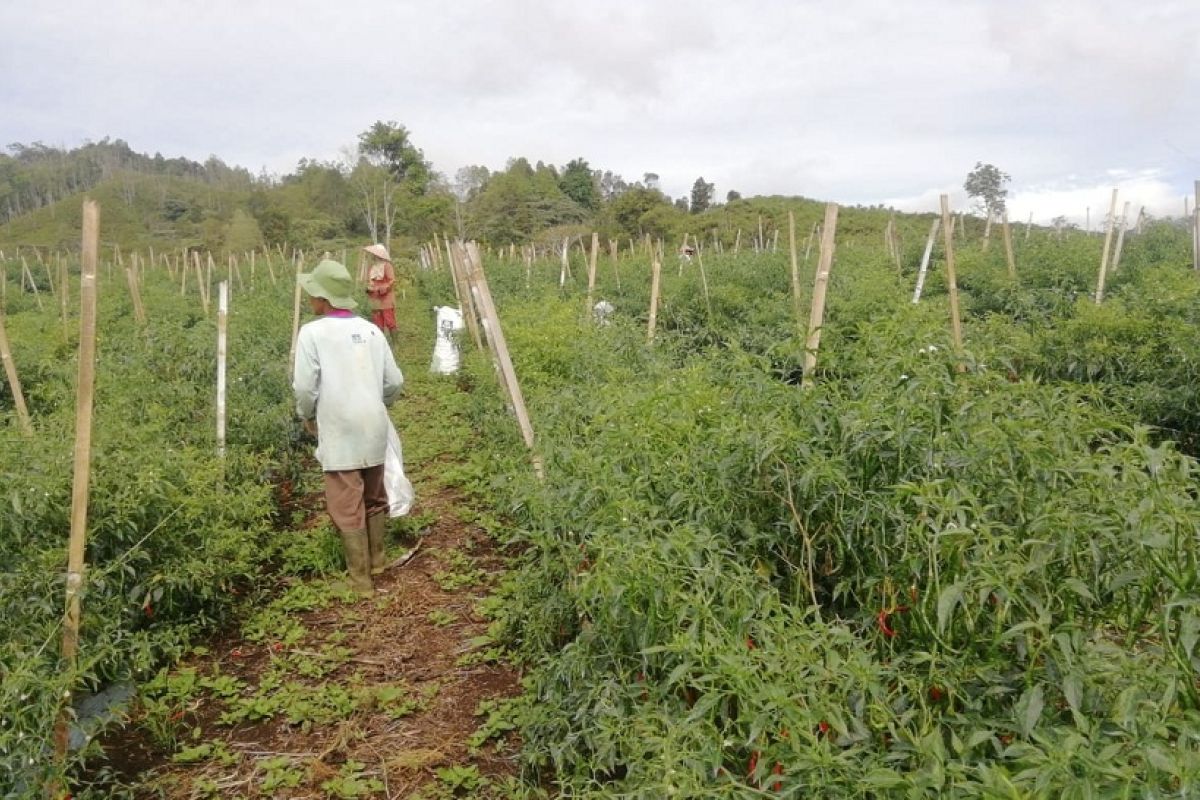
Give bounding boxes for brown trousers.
[323,464,387,532]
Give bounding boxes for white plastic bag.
[384,419,414,517]
[430,305,464,374]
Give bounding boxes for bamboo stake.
[803,223,817,263]
[1193,180,1200,272]
[217,281,228,458]
[771,229,779,253]
[124,267,146,324]
[801,203,839,389]
[449,243,483,351]
[912,217,941,304]
[55,199,100,761]
[1095,187,1119,304]
[0,313,33,435]
[733,229,742,256]
[559,237,569,288]
[59,253,69,333]
[21,257,43,311]
[1002,212,1016,279]
[939,195,966,371]
[789,210,803,331]
[647,256,662,343]
[1111,202,1132,274]
[1,261,7,313]
[611,240,622,290]
[982,214,993,252]
[586,232,599,311]
[288,257,303,379]
[695,240,712,321]
[443,236,462,308]
[463,243,543,479]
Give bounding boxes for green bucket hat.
[298,259,357,310]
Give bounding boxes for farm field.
[2,205,1200,798]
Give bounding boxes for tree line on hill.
[0,122,810,255]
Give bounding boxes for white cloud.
[1,0,1199,207]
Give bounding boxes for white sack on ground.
[430,305,464,374]
[384,419,414,517]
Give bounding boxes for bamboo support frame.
[801,203,839,389]
[288,257,303,379]
[586,232,599,310]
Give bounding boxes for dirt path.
[89,301,525,799]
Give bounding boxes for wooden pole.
[586,232,599,310]
[647,255,662,343]
[912,217,941,304]
[733,229,742,256]
[801,203,839,389]
[463,243,543,480]
[54,199,100,760]
[0,313,33,435]
[610,240,622,291]
[1002,212,1016,279]
[1111,202,1132,274]
[217,281,228,458]
[1095,187,1119,304]
[789,210,803,332]
[939,195,966,372]
[59,253,69,332]
[981,214,993,252]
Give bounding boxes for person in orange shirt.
[362,243,398,345]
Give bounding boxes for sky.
[3,0,1199,226]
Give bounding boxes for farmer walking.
[293,259,404,596]
[363,243,398,346]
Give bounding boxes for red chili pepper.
[143,602,153,618]
[747,750,759,778]
[817,720,830,736]
[929,685,944,702]
[772,762,783,791]
[877,609,896,638]
[746,636,756,650]
[271,642,283,652]
[779,726,789,739]
[230,647,244,658]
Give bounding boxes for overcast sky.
[3,0,1199,225]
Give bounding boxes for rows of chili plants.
[0,260,331,794]
[431,221,1200,796]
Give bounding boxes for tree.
[643,172,660,191]
[726,190,742,202]
[690,177,715,215]
[674,196,689,212]
[558,158,601,212]
[964,162,1010,220]
[348,121,434,245]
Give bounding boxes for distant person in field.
[363,243,398,345]
[293,259,404,597]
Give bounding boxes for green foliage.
[451,224,1200,797]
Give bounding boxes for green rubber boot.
[367,512,388,576]
[339,528,374,597]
